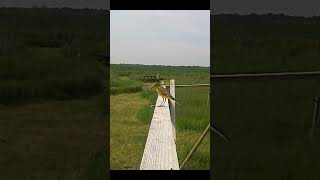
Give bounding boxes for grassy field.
[111,64,209,85]
[212,14,320,179]
[175,86,210,169]
[0,8,108,179]
[0,8,108,106]
[0,95,108,180]
[110,64,210,170]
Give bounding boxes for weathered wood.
[140,85,179,170]
[174,84,210,87]
[169,79,176,142]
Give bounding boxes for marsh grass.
[0,96,107,180]
[213,79,320,179]
[111,64,209,85]
[0,8,107,106]
[212,14,320,179]
[110,75,142,94]
[0,8,108,180]
[176,86,210,131]
[175,86,210,169]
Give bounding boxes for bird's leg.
[161,97,165,107]
[163,98,166,107]
[158,97,164,107]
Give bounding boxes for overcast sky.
[111,10,210,67]
[0,0,109,9]
[212,0,320,17]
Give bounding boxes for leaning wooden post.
[310,96,320,140]
[169,79,176,141]
[180,124,210,169]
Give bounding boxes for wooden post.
[207,91,210,107]
[310,96,320,140]
[169,79,176,141]
[179,124,210,169]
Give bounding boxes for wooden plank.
[140,85,179,170]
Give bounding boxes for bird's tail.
[172,99,182,106]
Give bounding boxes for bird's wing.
[159,86,174,99]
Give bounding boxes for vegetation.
[110,64,210,170]
[111,64,209,85]
[212,14,320,179]
[0,8,108,179]
[213,14,320,74]
[0,7,108,105]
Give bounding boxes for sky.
[0,0,109,9]
[110,10,210,67]
[211,0,320,17]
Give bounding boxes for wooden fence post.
[170,79,176,141]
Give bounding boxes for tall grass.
[0,52,105,105]
[110,75,142,94]
[136,86,157,124]
[174,86,210,169]
[176,86,210,131]
[0,8,108,106]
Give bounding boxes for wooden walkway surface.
[140,90,179,170]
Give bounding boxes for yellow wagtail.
[151,82,182,107]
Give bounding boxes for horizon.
[110,63,210,68]
[1,7,319,18]
[212,0,320,17]
[212,12,320,18]
[0,6,107,10]
[0,0,108,10]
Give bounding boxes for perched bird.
[151,82,181,107]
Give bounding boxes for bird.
[151,82,182,107]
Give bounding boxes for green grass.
[0,8,108,106]
[0,95,107,180]
[111,64,209,85]
[176,87,210,131]
[213,79,320,179]
[213,14,320,74]
[110,76,142,95]
[0,8,108,179]
[175,86,210,170]
[110,93,151,169]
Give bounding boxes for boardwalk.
[140,88,179,170]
